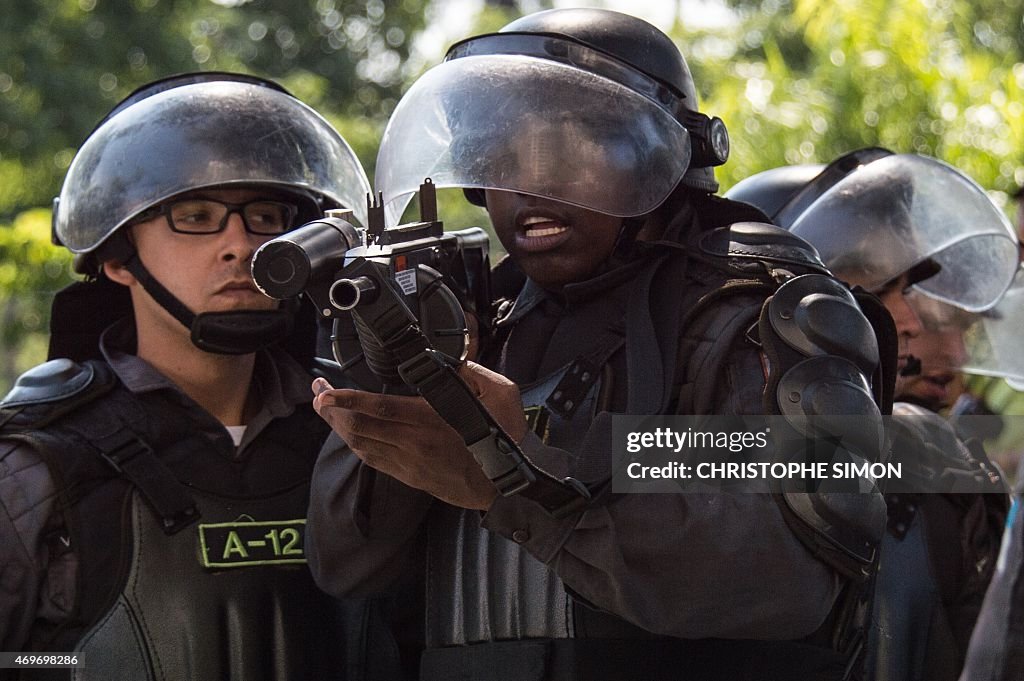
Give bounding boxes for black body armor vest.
[2,360,395,681]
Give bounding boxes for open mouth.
[523,216,568,237]
[515,215,572,253]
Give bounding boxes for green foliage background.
[680,0,1024,195]
[3,0,1024,464]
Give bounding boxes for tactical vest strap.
[545,330,624,419]
[13,415,200,537]
[625,251,679,415]
[87,424,199,534]
[1,359,200,535]
[70,388,200,534]
[398,348,591,518]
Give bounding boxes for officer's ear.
[96,228,137,287]
[102,259,135,287]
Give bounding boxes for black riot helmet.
[494,8,730,188]
[727,149,1018,312]
[725,147,893,227]
[51,72,371,355]
[375,8,728,226]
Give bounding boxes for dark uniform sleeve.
[958,495,1023,681]
[481,344,843,639]
[306,432,434,598]
[0,440,75,650]
[888,405,1011,678]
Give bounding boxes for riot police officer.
[308,10,889,680]
[0,73,396,679]
[727,149,1018,681]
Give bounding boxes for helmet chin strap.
[121,253,293,355]
[610,217,647,262]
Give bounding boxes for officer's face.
[114,188,280,332]
[484,190,624,290]
[898,326,967,410]
[872,273,925,393]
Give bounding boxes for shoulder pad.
[768,274,880,376]
[2,359,98,407]
[698,221,830,274]
[890,402,983,471]
[1,359,116,428]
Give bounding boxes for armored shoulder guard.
[762,273,881,418]
[891,402,1007,493]
[2,359,199,534]
[0,358,116,430]
[756,273,889,577]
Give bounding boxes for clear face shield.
[959,268,1024,390]
[374,54,694,225]
[788,154,1018,312]
[905,291,973,370]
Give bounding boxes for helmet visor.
[960,268,1024,387]
[375,55,692,225]
[789,154,1017,312]
[58,81,371,253]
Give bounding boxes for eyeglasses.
[138,198,300,235]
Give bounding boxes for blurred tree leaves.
[678,0,1024,200]
[0,209,73,388]
[0,0,432,219]
[676,0,1024,469]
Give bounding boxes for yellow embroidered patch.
[198,518,307,568]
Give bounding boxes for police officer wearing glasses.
[0,73,401,680]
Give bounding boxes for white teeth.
[525,225,568,237]
[520,216,568,237]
